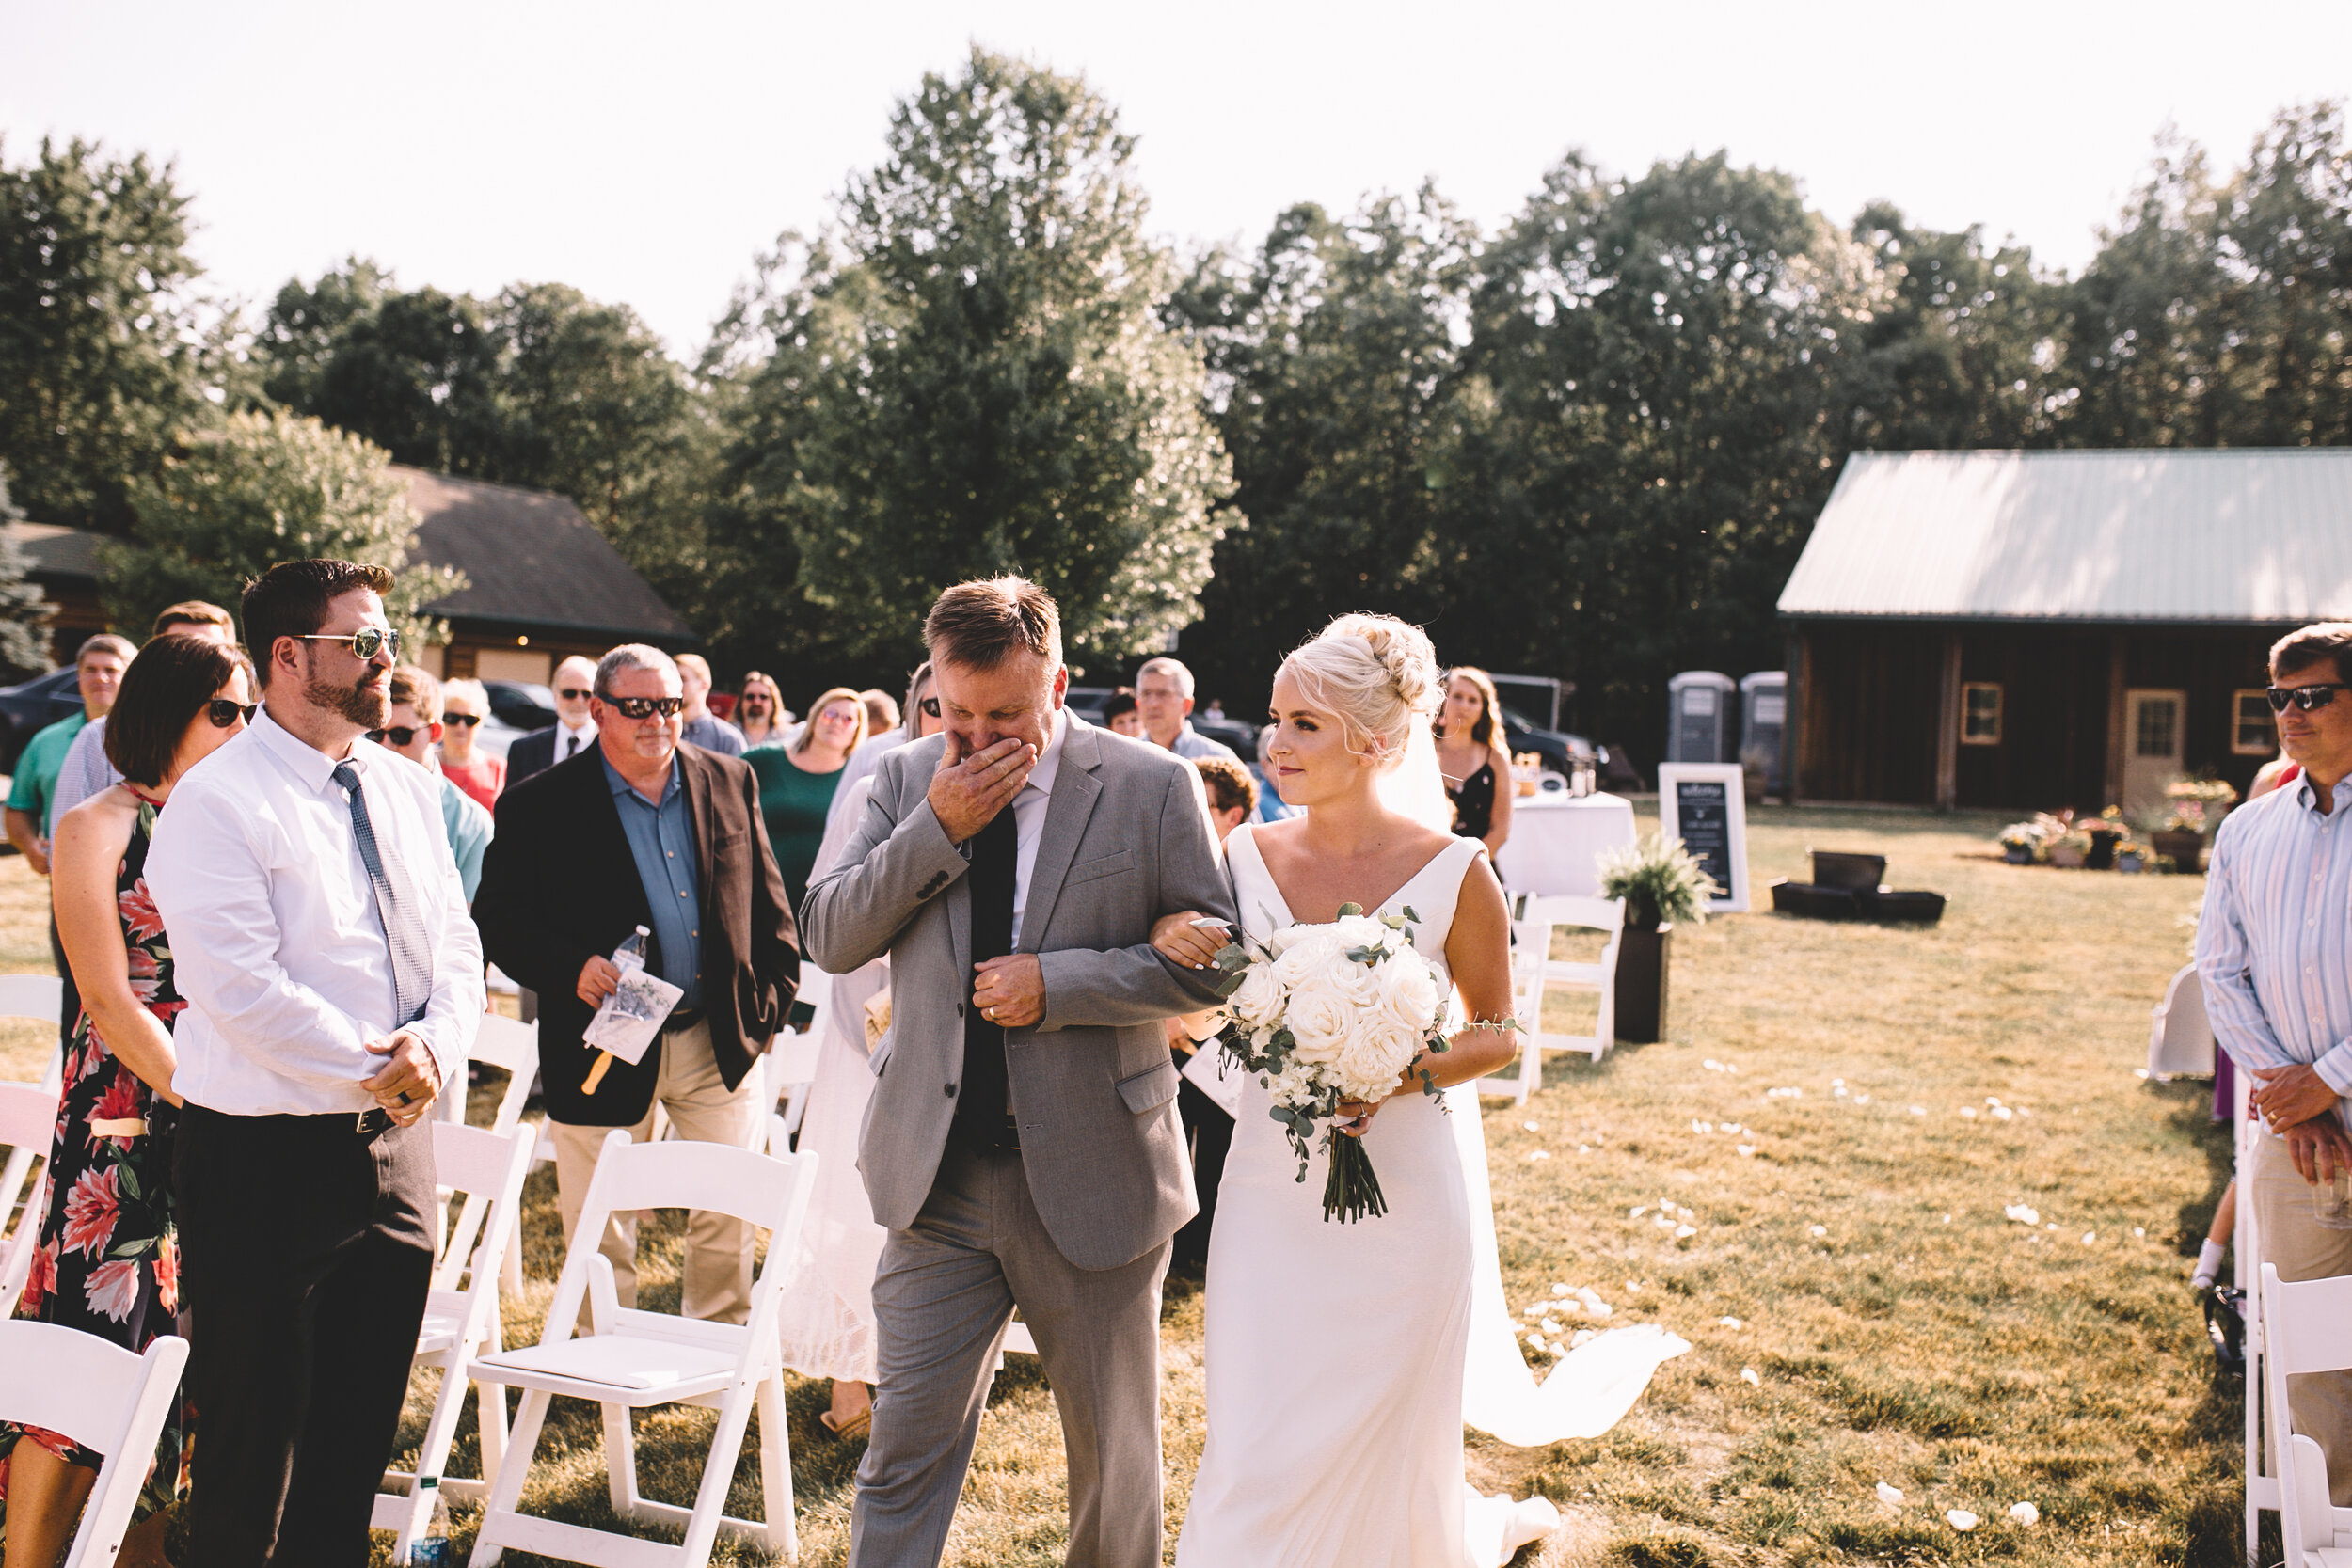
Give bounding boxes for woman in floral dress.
[0,635,254,1565]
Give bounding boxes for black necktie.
[332,761,434,1025]
[952,804,1019,1150]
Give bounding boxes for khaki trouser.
[550,1021,765,1324]
[2251,1130,2352,1506]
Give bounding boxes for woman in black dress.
[0,635,255,1566]
[1436,666,1515,860]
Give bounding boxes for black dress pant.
[174,1103,436,1568]
[1171,1068,1232,1272]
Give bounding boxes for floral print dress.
[0,792,187,1526]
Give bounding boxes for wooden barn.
[1777,450,2352,813]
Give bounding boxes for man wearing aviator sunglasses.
[2198,621,2352,1490]
[472,643,798,1329]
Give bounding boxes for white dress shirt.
[50,716,121,827]
[146,709,485,1116]
[553,719,597,762]
[1009,708,1068,949]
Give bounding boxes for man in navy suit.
[507,655,600,784]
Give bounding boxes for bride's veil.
[1377,712,1454,833]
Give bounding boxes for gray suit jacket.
[802,714,1235,1270]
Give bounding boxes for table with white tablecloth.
[1496,790,1638,897]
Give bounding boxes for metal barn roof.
[1777,450,2352,624]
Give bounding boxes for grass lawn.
[0,804,2246,1566]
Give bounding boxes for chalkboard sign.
[1656,763,1750,912]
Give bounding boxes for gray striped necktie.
[332,761,434,1024]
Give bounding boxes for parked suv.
[0,668,87,771]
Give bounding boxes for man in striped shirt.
[2199,620,2352,1498]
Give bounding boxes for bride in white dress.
[1152,614,1555,1567]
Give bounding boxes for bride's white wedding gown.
[1178,826,1556,1568]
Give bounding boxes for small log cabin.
[1777,450,2352,814]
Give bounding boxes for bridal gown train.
[1178,827,1555,1568]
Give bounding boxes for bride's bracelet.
[1458,1013,1524,1037]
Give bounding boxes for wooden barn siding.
[1795,621,2283,810]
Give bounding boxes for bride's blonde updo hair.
[1279,612,1441,768]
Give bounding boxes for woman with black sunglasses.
[0,635,254,1567]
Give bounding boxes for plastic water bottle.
[613,925,649,974]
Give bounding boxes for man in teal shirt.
[5,633,133,872]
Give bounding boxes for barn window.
[2233,689,2277,755]
[1961,683,2003,745]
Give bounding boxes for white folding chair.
[2148,964,2217,1080]
[463,1015,544,1293]
[766,971,832,1144]
[0,973,68,1095]
[0,1078,60,1318]
[466,1129,818,1567]
[0,1323,187,1568]
[1486,895,1624,1103]
[375,1121,537,1561]
[2261,1261,2352,1565]
[2242,1069,2286,1560]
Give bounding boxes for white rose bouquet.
[1208,902,1454,1223]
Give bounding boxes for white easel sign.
[1656,763,1749,913]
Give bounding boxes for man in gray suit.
[803,576,1234,1568]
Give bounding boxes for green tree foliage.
[0,465,58,673]
[707,48,1232,673]
[2061,103,2351,448]
[103,410,462,645]
[257,266,713,610]
[0,138,229,533]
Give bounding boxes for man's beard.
[306,665,390,730]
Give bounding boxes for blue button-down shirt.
[2197,771,2352,1130]
[604,755,702,1009]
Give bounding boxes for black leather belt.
[354,1107,395,1135]
[663,1006,707,1036]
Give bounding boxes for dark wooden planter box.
[2086,829,2121,870]
[2152,829,2205,873]
[1616,919,1672,1043]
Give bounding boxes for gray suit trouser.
[849,1143,1170,1568]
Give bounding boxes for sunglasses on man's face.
[556,687,594,702]
[442,712,481,728]
[207,700,259,729]
[296,626,400,661]
[366,725,426,747]
[920,697,941,719]
[2265,683,2351,714]
[601,694,684,721]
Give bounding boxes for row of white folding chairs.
[0,974,67,1318]
[1479,894,1624,1105]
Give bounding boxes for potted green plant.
[1597,833,1721,1044]
[1996,823,2041,864]
[2152,777,2239,873]
[2048,829,2091,869]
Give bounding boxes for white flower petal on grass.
[1578,1143,1593,1153]
[1525,1332,1546,1352]
[2133,1227,2146,1238]
[1946,1510,1979,1532]
[1721,1123,1741,1134]
[1572,1328,1597,1347]
[2003,1204,2040,1226]
[1740,1367,1760,1386]
[1875,1481,1905,1505]
[1809,1225,1828,1238]
[1854,1094,1870,1105]
[1552,1282,1572,1296]
[1909,1105,1927,1117]
[1528,1151,1551,1163]
[1960,1107,1979,1119]
[1522,1120,1540,1132]
[1674,1224,1698,1240]
[2081,1231,2096,1245]
[1540,1318,1565,1335]
[1629,1206,1649,1220]
[1985,1096,2003,1107]
[1717,1315,1743,1329]
[1991,1106,2014,1121]
[1737,1145,1756,1157]
[2135,1067,2151,1079]
[1654,1214,1677,1229]
[2008,1501,2040,1526]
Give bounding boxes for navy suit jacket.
[505,725,576,785]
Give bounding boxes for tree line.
[0,52,2344,766]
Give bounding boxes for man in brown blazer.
[473,643,799,1323]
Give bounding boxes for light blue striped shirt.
[2196,770,2352,1126]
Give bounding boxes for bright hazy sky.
[6,1,2345,358]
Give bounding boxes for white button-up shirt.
[1009,707,1067,949]
[147,708,485,1116]
[553,719,596,763]
[2197,770,2352,1132]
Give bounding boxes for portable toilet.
[1740,671,1788,794]
[1666,671,1737,764]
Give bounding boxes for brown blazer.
[473,741,800,1127]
